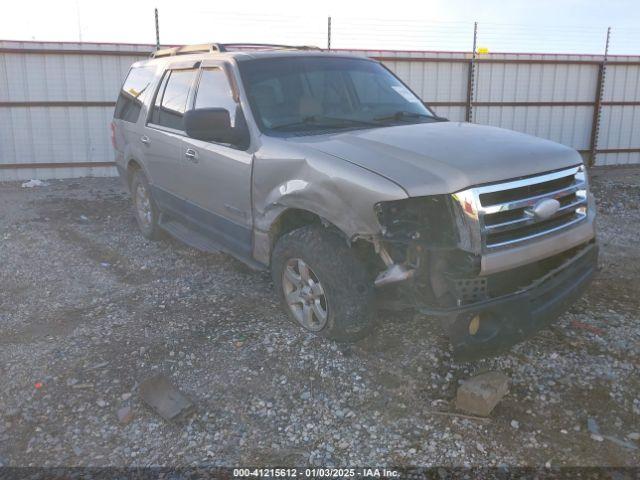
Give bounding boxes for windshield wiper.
[374,111,445,123]
[271,115,379,131]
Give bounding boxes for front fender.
[251,140,408,263]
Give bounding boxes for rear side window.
[194,67,237,124]
[114,66,156,123]
[150,68,197,131]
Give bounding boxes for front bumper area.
[418,242,598,360]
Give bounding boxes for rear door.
[179,64,254,258]
[143,66,198,213]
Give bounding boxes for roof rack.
[151,43,223,58]
[220,43,321,52]
[150,42,321,58]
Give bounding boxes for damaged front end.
[372,185,598,360]
[373,194,483,308]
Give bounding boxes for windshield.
[238,56,436,135]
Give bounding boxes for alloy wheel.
[282,258,329,331]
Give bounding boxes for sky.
[2,0,639,54]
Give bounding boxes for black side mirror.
[184,108,246,145]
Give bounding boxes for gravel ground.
[0,170,639,468]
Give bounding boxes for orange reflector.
[469,315,480,335]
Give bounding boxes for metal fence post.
[327,16,332,51]
[465,22,478,123]
[155,8,160,50]
[588,26,611,167]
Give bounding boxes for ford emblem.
[529,198,561,220]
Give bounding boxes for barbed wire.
[20,4,638,57]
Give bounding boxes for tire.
[130,169,162,240]
[271,225,374,342]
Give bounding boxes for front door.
[180,65,254,258]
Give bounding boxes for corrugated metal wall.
[472,55,600,153]
[599,62,640,165]
[0,41,149,181]
[2,41,639,181]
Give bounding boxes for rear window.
[114,66,156,123]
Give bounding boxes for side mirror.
[184,108,245,145]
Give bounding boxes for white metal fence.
[1,40,639,181]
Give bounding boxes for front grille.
[471,166,588,250]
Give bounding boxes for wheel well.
[270,209,322,247]
[126,159,142,189]
[269,208,380,272]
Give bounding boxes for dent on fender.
[278,179,309,196]
[259,158,360,232]
[250,151,407,264]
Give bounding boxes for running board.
[159,216,266,271]
[160,217,220,253]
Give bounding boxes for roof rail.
[150,42,321,58]
[151,43,223,58]
[219,43,322,52]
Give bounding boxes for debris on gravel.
[20,179,48,188]
[456,372,510,417]
[139,374,194,421]
[1,168,639,467]
[117,407,134,425]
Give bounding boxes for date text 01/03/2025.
[232,468,400,477]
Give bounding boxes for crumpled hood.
[286,122,583,196]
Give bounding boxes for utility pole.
[465,22,478,123]
[327,16,332,51]
[589,26,611,167]
[155,8,160,50]
[76,0,83,42]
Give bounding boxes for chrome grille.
[454,165,588,250]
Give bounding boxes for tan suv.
[111,43,598,359]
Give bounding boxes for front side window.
[150,68,197,131]
[194,67,237,125]
[238,56,435,136]
[114,65,156,123]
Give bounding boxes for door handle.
[140,135,150,145]
[185,148,198,162]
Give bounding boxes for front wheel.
[271,225,374,342]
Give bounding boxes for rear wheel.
[271,225,374,342]
[130,170,162,240]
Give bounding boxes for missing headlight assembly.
[373,195,482,298]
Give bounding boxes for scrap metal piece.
[374,263,415,287]
[139,374,194,421]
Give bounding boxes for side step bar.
[160,217,220,253]
[159,215,266,271]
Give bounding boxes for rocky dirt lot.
[0,170,639,468]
